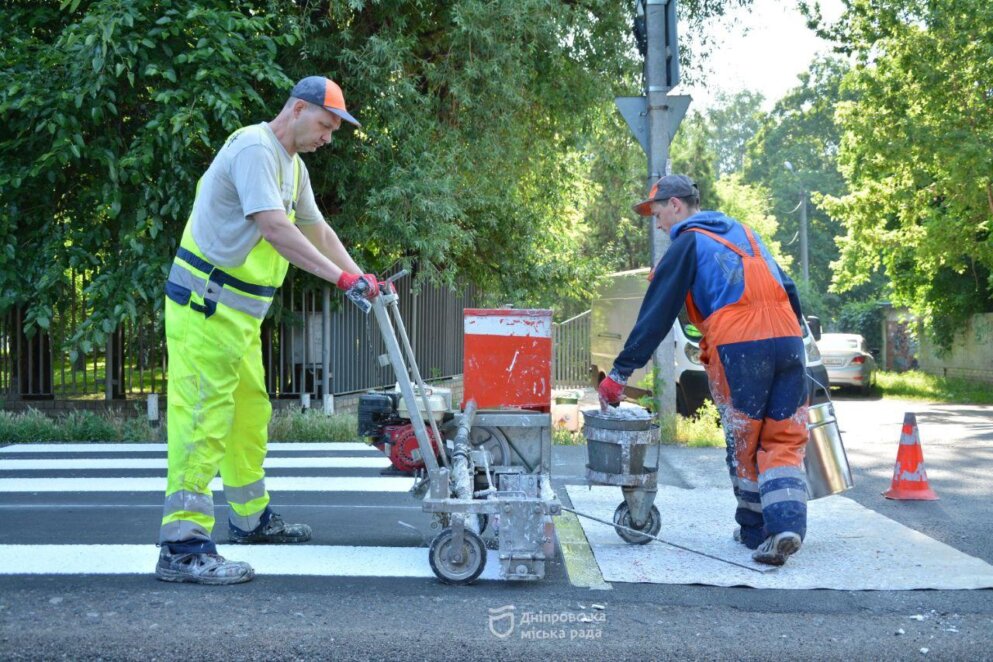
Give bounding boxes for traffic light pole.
[615,0,689,419]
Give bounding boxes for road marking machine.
[350,272,669,584]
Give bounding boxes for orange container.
[463,309,552,410]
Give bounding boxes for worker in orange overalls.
[598,175,809,566]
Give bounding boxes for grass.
[552,427,586,445]
[876,370,993,405]
[551,400,726,448]
[0,407,360,444]
[50,355,167,397]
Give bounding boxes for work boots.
[228,510,312,544]
[751,531,802,566]
[155,548,254,585]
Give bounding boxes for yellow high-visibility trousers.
[158,296,271,553]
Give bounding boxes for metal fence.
[553,309,591,388]
[1,270,476,401]
[265,271,475,398]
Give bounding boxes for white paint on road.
[0,442,377,454]
[0,456,390,471]
[0,476,413,493]
[0,544,500,580]
[567,484,993,590]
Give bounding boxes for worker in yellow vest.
[155,76,378,585]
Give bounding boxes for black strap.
[176,247,277,298]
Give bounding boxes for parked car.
[590,268,830,415]
[817,333,877,395]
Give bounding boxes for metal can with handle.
[804,402,855,499]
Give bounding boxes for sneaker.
[752,531,802,566]
[155,547,254,585]
[732,527,743,544]
[228,511,312,544]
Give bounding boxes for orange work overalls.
[685,225,809,548]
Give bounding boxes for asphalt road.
[1,397,992,661]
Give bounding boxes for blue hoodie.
[612,211,804,380]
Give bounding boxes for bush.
[0,408,160,443]
[0,409,59,443]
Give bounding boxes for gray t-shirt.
[190,122,323,267]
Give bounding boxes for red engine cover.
[375,424,441,473]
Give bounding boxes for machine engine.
[358,392,443,474]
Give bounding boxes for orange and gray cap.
[633,174,699,216]
[290,76,360,127]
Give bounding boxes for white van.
[590,268,830,415]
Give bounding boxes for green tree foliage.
[670,111,720,209]
[2,0,754,349]
[582,108,649,274]
[836,299,883,354]
[0,0,298,354]
[283,0,640,308]
[714,174,785,265]
[707,90,765,176]
[813,0,993,348]
[742,56,852,301]
[581,107,723,280]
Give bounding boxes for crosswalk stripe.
[0,456,391,471]
[0,442,376,454]
[0,476,413,493]
[0,544,500,580]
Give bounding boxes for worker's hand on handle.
[336,272,380,301]
[597,370,626,411]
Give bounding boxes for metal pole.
[322,286,333,414]
[105,334,113,401]
[799,189,809,283]
[647,0,676,419]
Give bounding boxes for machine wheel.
[612,502,661,545]
[429,527,487,585]
[469,426,512,466]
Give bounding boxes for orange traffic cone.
[883,412,938,500]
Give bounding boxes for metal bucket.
[581,408,659,487]
[804,402,854,499]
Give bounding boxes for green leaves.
[818,0,993,347]
[0,0,298,347]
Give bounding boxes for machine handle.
[386,270,409,285]
[345,279,373,314]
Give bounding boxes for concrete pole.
[646,0,676,419]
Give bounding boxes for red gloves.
[597,372,626,408]
[336,272,380,300]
